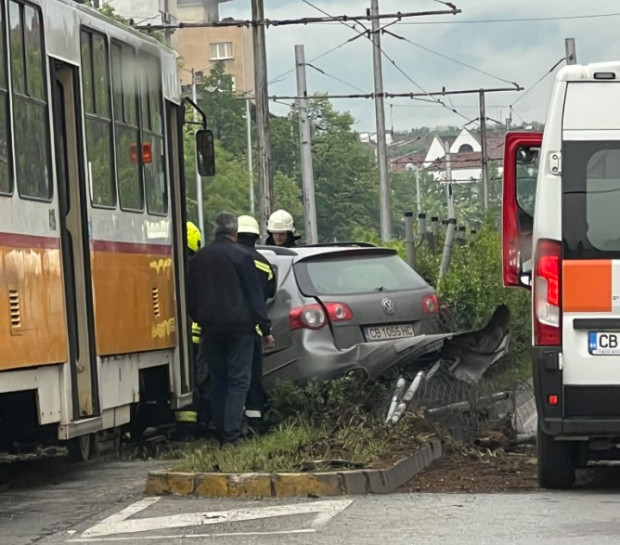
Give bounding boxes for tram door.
[51,60,99,420]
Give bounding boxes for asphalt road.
[2,458,620,545]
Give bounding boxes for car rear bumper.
[264,333,452,386]
[534,346,620,437]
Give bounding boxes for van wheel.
[537,425,576,489]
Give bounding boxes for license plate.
[364,324,415,341]
[588,332,620,355]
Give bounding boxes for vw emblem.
[382,298,395,315]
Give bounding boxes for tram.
[0,0,212,459]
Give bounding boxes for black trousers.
[245,338,266,417]
[204,333,254,445]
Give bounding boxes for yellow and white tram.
[0,0,210,459]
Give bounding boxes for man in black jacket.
[237,215,276,429]
[188,213,274,446]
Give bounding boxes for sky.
[213,0,620,133]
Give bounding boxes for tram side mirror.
[196,129,215,177]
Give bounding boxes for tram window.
[112,41,143,212]
[80,32,93,113]
[92,35,110,118]
[81,30,115,208]
[24,6,44,100]
[9,2,24,95]
[10,1,51,201]
[140,56,166,216]
[0,6,11,195]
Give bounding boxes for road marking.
[68,529,317,542]
[75,498,353,539]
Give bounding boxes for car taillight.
[534,239,562,346]
[289,302,353,330]
[422,294,439,314]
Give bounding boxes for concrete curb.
[145,439,443,498]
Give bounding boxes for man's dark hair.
[213,212,238,237]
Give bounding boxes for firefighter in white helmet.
[265,209,300,248]
[237,215,276,431]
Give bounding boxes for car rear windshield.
[563,140,620,258]
[295,253,429,295]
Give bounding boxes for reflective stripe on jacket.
[191,321,202,344]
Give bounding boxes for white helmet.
[267,209,295,233]
[237,215,260,236]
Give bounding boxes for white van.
[503,62,620,489]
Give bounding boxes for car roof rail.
[302,242,378,248]
[256,245,298,256]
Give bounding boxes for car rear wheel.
[537,424,576,489]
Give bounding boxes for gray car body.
[257,244,447,388]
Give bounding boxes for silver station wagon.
[258,244,446,387]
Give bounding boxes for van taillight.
[534,239,562,346]
[289,303,353,330]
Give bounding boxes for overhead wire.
[306,63,368,94]
[300,0,471,121]
[382,29,519,88]
[511,57,565,107]
[399,12,620,25]
[268,33,364,86]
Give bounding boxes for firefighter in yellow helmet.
[175,221,205,438]
[186,221,203,346]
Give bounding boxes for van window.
[516,146,538,217]
[563,141,620,257]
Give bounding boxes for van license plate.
[588,332,620,355]
[364,324,415,341]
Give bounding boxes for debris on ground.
[400,444,538,493]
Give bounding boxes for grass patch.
[169,375,440,474]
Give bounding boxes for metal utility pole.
[191,68,205,238]
[405,212,415,269]
[245,97,255,215]
[415,167,421,214]
[295,44,318,244]
[251,0,273,233]
[565,38,577,65]
[445,141,455,219]
[439,140,456,281]
[370,0,391,242]
[479,91,489,210]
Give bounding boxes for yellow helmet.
[186,221,202,253]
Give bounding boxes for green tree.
[197,63,247,157]
[184,128,252,239]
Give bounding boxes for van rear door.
[561,82,620,418]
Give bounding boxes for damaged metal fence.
[386,361,536,446]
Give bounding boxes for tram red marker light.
[548,394,559,406]
[129,143,153,164]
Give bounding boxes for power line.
[400,12,620,25]
[383,29,519,88]
[268,33,364,87]
[300,0,472,121]
[133,7,461,31]
[305,63,367,94]
[511,57,565,107]
[268,86,521,101]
